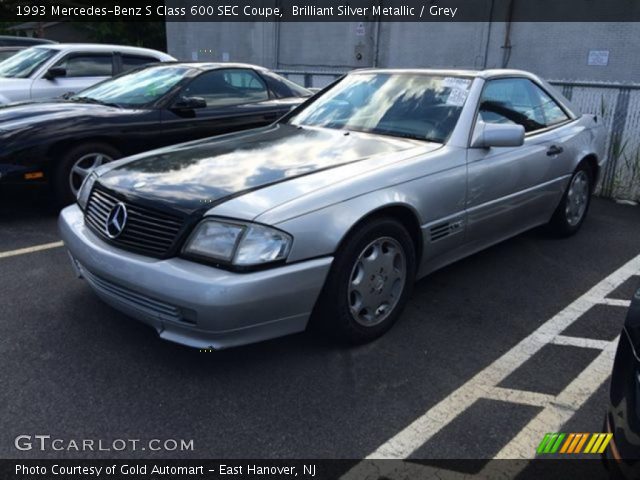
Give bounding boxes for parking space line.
[482,387,555,407]
[551,335,611,350]
[493,337,618,459]
[0,241,64,260]
[341,252,640,478]
[598,298,632,307]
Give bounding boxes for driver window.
[181,69,269,107]
[54,53,114,78]
[478,78,546,133]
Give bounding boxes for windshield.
[72,65,192,107]
[288,73,473,143]
[0,47,56,78]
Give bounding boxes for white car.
[0,43,175,104]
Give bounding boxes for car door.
[30,52,114,100]
[465,77,574,248]
[159,68,293,145]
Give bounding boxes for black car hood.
[98,123,422,213]
[0,100,140,130]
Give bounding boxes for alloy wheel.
[565,170,589,226]
[347,236,407,327]
[69,153,112,197]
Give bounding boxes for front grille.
[85,185,185,257]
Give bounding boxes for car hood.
[0,100,134,131]
[97,123,428,214]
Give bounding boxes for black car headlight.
[77,172,97,210]
[183,219,292,268]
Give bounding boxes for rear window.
[121,55,158,73]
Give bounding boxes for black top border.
[1,0,640,22]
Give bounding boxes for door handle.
[546,145,564,156]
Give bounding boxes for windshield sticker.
[446,87,469,106]
[442,77,472,90]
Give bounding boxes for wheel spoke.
[91,154,105,169]
[72,165,89,177]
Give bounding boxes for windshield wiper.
[383,131,442,143]
[348,127,443,143]
[71,96,122,108]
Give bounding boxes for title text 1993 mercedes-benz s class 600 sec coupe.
[59,69,606,349]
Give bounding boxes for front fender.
[276,194,422,264]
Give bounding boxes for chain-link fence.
[278,69,640,202]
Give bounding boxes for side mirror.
[471,121,525,148]
[172,96,207,110]
[44,66,66,80]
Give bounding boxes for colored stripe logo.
[537,433,612,454]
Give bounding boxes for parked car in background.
[0,35,56,60]
[0,43,174,104]
[0,47,22,62]
[0,62,311,203]
[0,35,56,46]
[58,69,606,349]
[604,284,640,477]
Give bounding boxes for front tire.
[547,164,592,236]
[53,143,120,206]
[315,217,417,344]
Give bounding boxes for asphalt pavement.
[1,188,639,467]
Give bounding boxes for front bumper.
[0,163,47,185]
[58,204,333,349]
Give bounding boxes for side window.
[121,55,158,73]
[529,83,570,127]
[181,69,269,107]
[262,71,311,98]
[479,78,545,133]
[55,53,113,77]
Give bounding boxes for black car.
[605,284,640,478]
[0,62,311,203]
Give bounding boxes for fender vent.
[430,220,463,242]
[430,223,451,241]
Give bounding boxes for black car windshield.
[288,73,473,143]
[72,65,191,107]
[0,47,57,78]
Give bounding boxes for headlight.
[77,172,97,210]
[183,219,292,268]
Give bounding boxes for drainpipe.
[373,1,382,67]
[501,0,515,68]
[482,0,494,68]
[274,0,281,69]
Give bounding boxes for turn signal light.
[24,171,44,180]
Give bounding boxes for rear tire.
[315,217,416,344]
[53,142,120,206]
[547,164,593,236]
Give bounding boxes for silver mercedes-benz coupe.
[59,68,606,349]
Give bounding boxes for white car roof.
[33,43,175,61]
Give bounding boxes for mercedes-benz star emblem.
[105,202,128,239]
